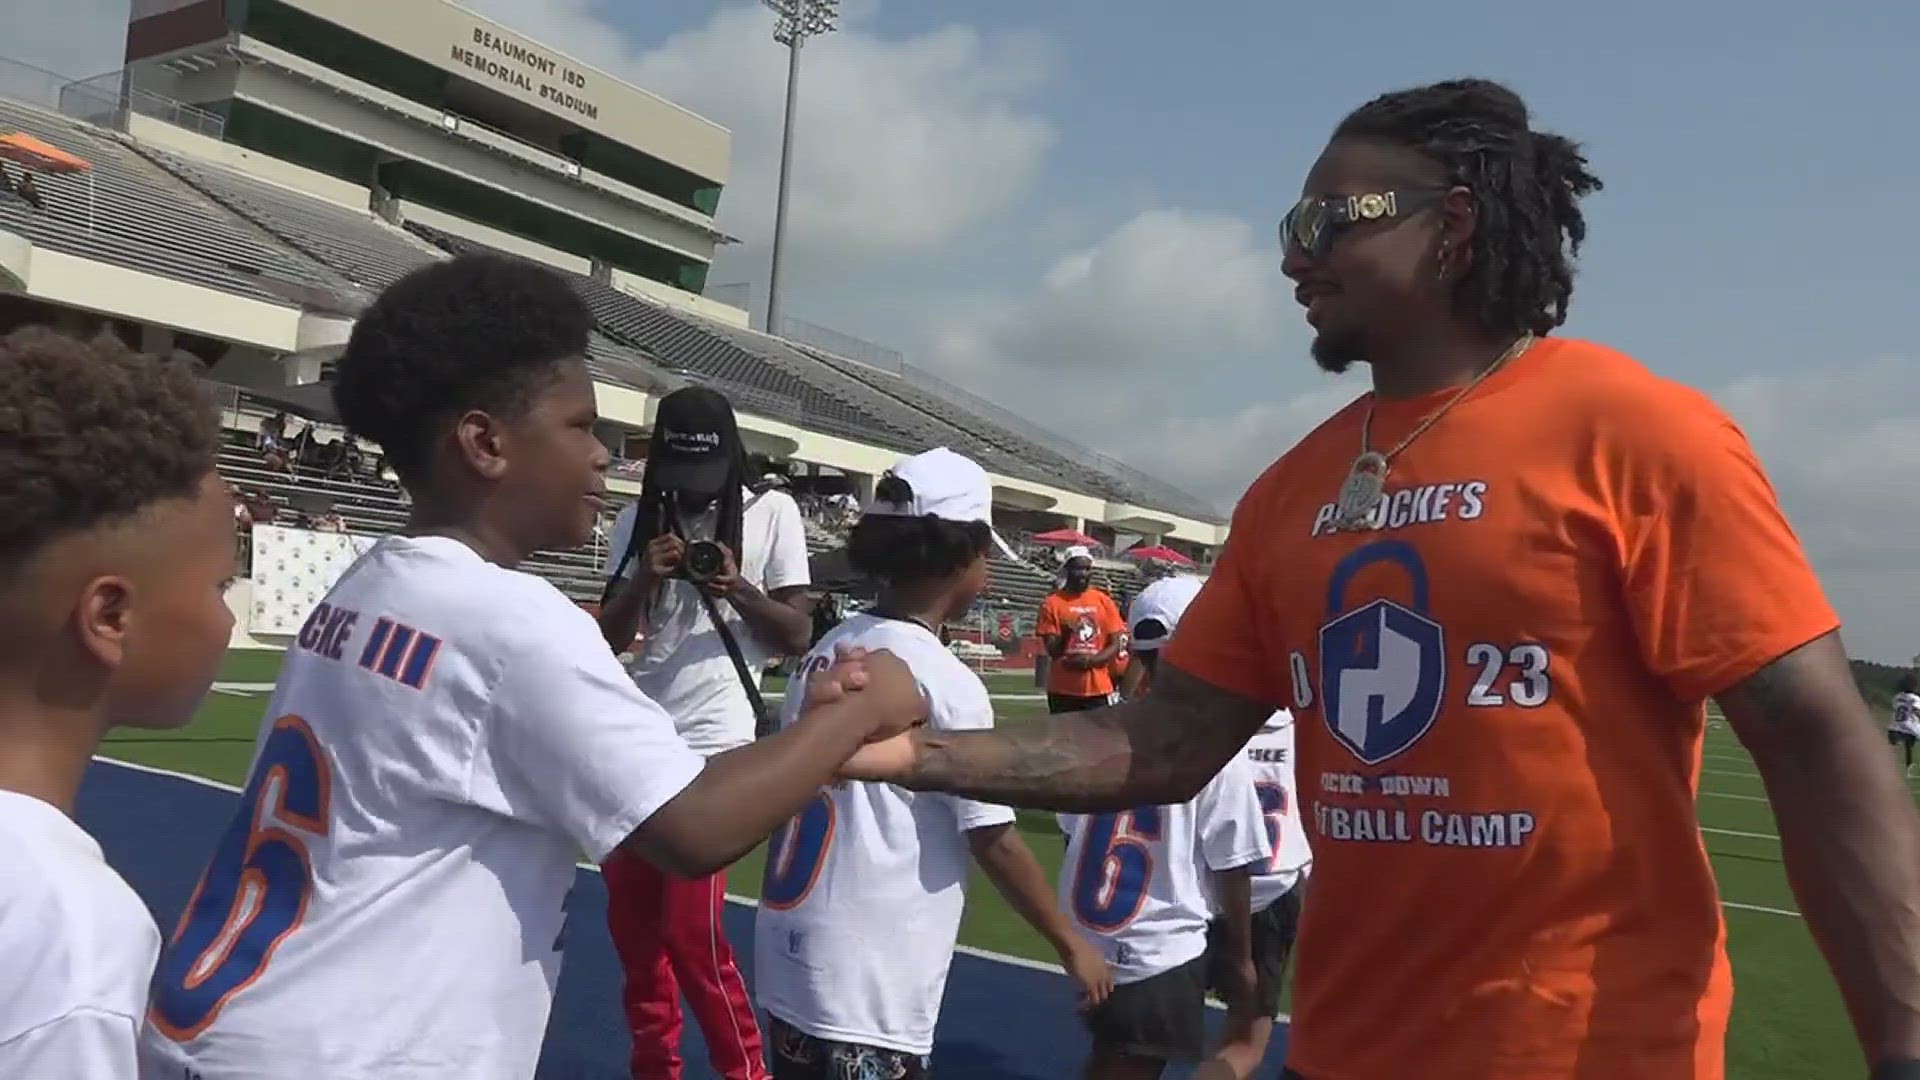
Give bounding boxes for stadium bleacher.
[0,98,354,308]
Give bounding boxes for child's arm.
[968,822,1112,1011]
[1189,758,1277,1078]
[1211,866,1258,1015]
[1202,865,1271,1080]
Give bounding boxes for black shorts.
[768,1015,931,1080]
[1890,730,1916,748]
[1205,881,1305,1018]
[1047,692,1109,714]
[1082,954,1209,1060]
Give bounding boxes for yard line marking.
[1703,826,1778,841]
[88,755,1806,929]
[1723,900,1800,918]
[1699,790,1769,803]
[1701,768,1760,781]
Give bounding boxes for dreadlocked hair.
[1334,78,1603,334]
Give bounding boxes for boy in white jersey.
[0,328,235,1077]
[1057,746,1266,1079]
[1125,578,1312,1079]
[1061,577,1268,1080]
[140,255,923,1080]
[755,448,1111,1078]
[1889,673,1919,777]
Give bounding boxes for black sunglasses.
[1278,189,1447,259]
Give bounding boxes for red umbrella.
[1033,528,1097,547]
[1124,544,1195,566]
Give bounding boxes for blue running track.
[79,759,1290,1079]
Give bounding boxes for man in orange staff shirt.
[1036,546,1128,714]
[838,77,1920,1080]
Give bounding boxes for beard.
[1311,324,1368,374]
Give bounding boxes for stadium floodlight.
[762,0,839,333]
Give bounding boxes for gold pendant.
[1334,451,1389,531]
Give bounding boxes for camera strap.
[697,588,774,740]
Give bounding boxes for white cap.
[1126,574,1206,652]
[866,447,1020,561]
[1061,545,1093,564]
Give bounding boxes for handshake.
[796,645,928,783]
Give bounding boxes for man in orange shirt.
[1036,546,1129,713]
[838,78,1920,1080]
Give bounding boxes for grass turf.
[100,650,1920,1078]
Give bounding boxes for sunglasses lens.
[1279,199,1312,253]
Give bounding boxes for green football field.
[101,649,1919,1078]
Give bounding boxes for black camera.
[680,539,728,584]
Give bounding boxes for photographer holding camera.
[598,386,813,1080]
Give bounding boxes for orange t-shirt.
[1037,588,1126,698]
[1165,338,1838,1080]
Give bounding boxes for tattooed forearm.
[899,665,1271,812]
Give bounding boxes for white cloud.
[1714,356,1920,574]
[935,208,1289,378]
[1135,380,1368,510]
[1713,358,1920,663]
[920,206,1318,509]
[473,0,1055,273]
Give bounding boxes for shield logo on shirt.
[1318,540,1447,766]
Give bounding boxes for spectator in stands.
[14,172,43,212]
[596,386,814,1080]
[341,435,366,478]
[313,507,345,534]
[285,419,315,468]
[1036,546,1128,713]
[241,490,276,528]
[256,411,287,451]
[232,491,258,573]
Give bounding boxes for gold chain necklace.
[1331,332,1535,532]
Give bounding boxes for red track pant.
[602,850,767,1080]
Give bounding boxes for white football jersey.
[140,535,705,1080]
[0,791,160,1077]
[1057,753,1268,985]
[753,614,1015,1057]
[1242,712,1312,911]
[1891,692,1920,737]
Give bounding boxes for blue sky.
[15,0,1920,659]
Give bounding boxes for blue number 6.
[149,715,331,1041]
[1070,806,1162,932]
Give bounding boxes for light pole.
[762,0,838,334]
